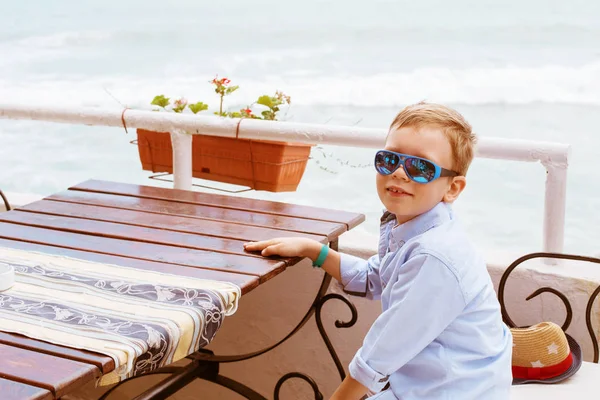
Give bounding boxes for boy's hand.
[244,237,343,283]
[244,237,321,260]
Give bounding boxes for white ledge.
[0,103,570,165]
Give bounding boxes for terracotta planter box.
[135,129,312,192]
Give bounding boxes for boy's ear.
[443,176,467,203]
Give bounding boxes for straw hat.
[511,321,582,385]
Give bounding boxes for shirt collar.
[384,202,453,244]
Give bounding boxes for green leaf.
[256,95,275,109]
[225,85,239,95]
[151,95,170,108]
[188,102,209,114]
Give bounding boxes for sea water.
[0,0,599,257]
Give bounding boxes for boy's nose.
[392,165,410,181]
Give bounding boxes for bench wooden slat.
[46,191,346,240]
[0,223,286,282]
[0,211,262,258]
[0,344,99,398]
[18,200,328,243]
[1,377,54,400]
[70,179,365,229]
[0,238,259,294]
[0,332,114,375]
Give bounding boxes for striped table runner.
[0,247,241,386]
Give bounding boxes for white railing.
[0,104,570,257]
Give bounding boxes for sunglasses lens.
[405,158,436,183]
[375,151,399,175]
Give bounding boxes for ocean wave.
[2,62,600,108]
[9,31,112,48]
[267,62,600,106]
[0,31,112,67]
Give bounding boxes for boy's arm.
[244,238,383,299]
[304,240,383,299]
[347,252,467,394]
[303,239,343,282]
[329,376,369,400]
[338,252,383,299]
[330,376,369,400]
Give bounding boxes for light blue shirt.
[340,202,512,399]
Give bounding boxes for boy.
[244,102,513,399]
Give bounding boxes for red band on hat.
[512,353,573,380]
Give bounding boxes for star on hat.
[531,360,545,368]
[547,342,559,355]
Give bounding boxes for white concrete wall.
[62,229,600,400]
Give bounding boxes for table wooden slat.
[0,344,99,398]
[18,200,328,243]
[0,222,286,282]
[0,211,262,258]
[46,191,346,240]
[0,377,53,400]
[0,238,259,294]
[0,332,114,375]
[70,179,365,229]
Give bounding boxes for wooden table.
[0,179,365,400]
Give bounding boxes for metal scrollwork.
[274,373,324,400]
[585,284,600,362]
[498,251,600,363]
[315,292,358,381]
[524,287,573,330]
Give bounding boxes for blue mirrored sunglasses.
[374,149,459,183]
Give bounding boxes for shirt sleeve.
[339,252,383,300]
[348,252,467,393]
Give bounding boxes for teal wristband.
[312,244,329,268]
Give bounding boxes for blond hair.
[389,102,477,176]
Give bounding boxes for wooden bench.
[0,179,365,399]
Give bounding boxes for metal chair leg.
[0,190,11,211]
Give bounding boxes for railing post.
[170,130,192,191]
[542,165,568,264]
